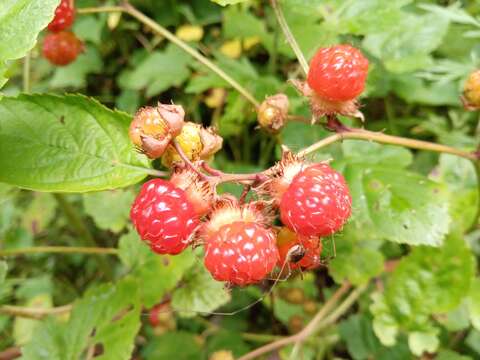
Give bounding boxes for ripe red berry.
[276,228,322,270]
[204,222,278,286]
[279,163,351,237]
[42,31,83,66]
[47,0,75,32]
[202,201,279,286]
[130,179,199,255]
[307,44,369,102]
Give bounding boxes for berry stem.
[0,246,118,257]
[77,4,260,108]
[171,139,211,181]
[0,304,72,320]
[298,128,478,161]
[270,0,309,76]
[75,6,124,14]
[237,282,352,360]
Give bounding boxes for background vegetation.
[1,0,480,359]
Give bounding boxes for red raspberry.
[204,221,278,286]
[42,31,83,66]
[47,0,75,32]
[307,44,369,102]
[279,163,351,237]
[277,228,322,270]
[130,179,199,255]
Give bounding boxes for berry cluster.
[129,44,366,286]
[129,108,351,286]
[42,0,83,66]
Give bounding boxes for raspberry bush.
[1,1,480,359]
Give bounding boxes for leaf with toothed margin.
[21,277,142,360]
[0,0,60,88]
[0,94,151,192]
[335,140,450,247]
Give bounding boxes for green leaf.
[419,3,480,27]
[0,261,8,288]
[280,1,339,60]
[134,251,196,308]
[186,54,258,94]
[333,0,412,35]
[119,45,192,97]
[391,74,460,106]
[118,228,151,269]
[329,223,384,285]
[339,314,411,360]
[408,330,440,356]
[21,193,57,235]
[370,236,475,347]
[438,302,470,332]
[0,261,6,278]
[206,330,250,358]
[436,350,472,360]
[73,15,104,45]
[363,12,450,73]
[339,141,450,246]
[0,94,150,192]
[142,331,202,360]
[50,46,103,89]
[430,154,478,233]
[14,294,52,345]
[468,278,480,331]
[329,235,384,285]
[22,277,141,360]
[83,189,135,233]
[466,329,480,355]
[172,264,231,318]
[339,314,382,360]
[0,0,59,88]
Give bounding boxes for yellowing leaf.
[205,88,226,108]
[244,36,261,50]
[176,24,204,42]
[220,39,242,59]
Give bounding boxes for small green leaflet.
[0,0,59,88]
[21,277,142,360]
[172,264,231,318]
[337,140,450,247]
[0,94,151,192]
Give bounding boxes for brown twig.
[0,304,72,319]
[237,282,351,360]
[270,0,309,75]
[0,246,118,257]
[298,128,477,161]
[0,347,21,360]
[78,4,260,108]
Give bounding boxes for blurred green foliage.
[1,0,480,359]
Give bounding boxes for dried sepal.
[290,79,364,123]
[257,93,289,133]
[129,103,185,159]
[170,164,215,217]
[161,122,223,168]
[463,70,480,110]
[259,149,308,204]
[200,196,272,240]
